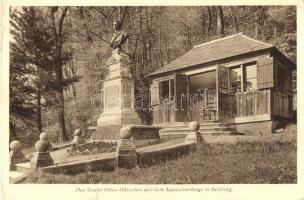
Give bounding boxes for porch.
[153,88,292,124]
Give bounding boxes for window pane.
[170,79,175,96]
[245,78,257,91]
[230,67,242,93]
[161,80,169,98]
[245,64,257,91]
[245,64,257,79]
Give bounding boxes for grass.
[25,139,297,184]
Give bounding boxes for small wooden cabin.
[148,33,296,135]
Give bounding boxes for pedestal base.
[30,152,54,170]
[94,49,141,140]
[117,139,137,169]
[72,136,85,144]
[10,151,26,170]
[93,111,141,140]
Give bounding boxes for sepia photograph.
[6,5,298,186]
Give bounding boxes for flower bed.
[67,141,117,156]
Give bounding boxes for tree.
[9,43,37,140]
[10,7,55,138]
[10,7,79,142]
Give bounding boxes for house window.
[244,64,257,92]
[229,66,242,93]
[229,62,257,93]
[160,79,175,99]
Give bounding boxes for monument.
[94,19,140,140]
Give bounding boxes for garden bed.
[67,141,117,156]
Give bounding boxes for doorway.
[189,70,216,121]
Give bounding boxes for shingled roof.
[148,33,275,76]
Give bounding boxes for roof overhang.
[147,47,274,78]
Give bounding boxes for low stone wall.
[128,125,161,140]
[92,125,122,140]
[134,139,159,148]
[229,120,280,136]
[28,122,200,175]
[40,155,117,174]
[40,140,197,174]
[136,142,196,167]
[52,143,73,151]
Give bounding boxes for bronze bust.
[110,19,129,50]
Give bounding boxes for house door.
[174,73,188,122]
[216,64,229,120]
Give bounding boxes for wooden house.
[148,33,296,135]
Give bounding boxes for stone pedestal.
[72,129,85,144]
[94,49,140,140]
[31,152,54,170]
[185,121,202,151]
[117,139,137,169]
[9,140,25,170]
[30,132,54,170]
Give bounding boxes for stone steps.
[159,122,235,139]
[160,126,230,133]
[15,162,33,174]
[9,171,28,184]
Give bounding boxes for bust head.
[113,19,122,31]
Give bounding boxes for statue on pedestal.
[110,19,129,51]
[93,19,140,140]
[106,19,132,78]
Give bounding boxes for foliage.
[10,7,80,142]
[9,7,55,140]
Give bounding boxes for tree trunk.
[255,6,259,39]
[50,7,69,141]
[56,69,68,141]
[260,7,265,41]
[9,122,18,142]
[37,88,42,133]
[216,6,225,36]
[230,6,239,33]
[207,6,213,35]
[187,26,192,50]
[273,6,277,39]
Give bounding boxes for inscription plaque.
[105,85,119,109]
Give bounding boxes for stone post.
[72,129,85,144]
[117,127,137,169]
[9,140,25,170]
[185,121,202,151]
[31,132,54,170]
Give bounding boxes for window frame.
[159,78,175,100]
[243,62,258,92]
[228,61,257,93]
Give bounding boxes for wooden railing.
[152,89,293,123]
[272,90,293,119]
[220,89,271,118]
[153,105,175,124]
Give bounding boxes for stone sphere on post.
[120,127,132,139]
[189,121,200,132]
[39,132,48,141]
[10,140,22,151]
[74,129,82,136]
[35,140,51,153]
